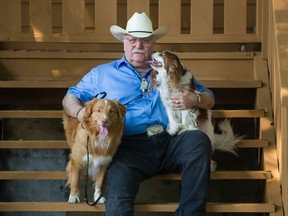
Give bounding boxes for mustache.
[132,49,145,54]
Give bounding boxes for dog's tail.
[213,119,243,155]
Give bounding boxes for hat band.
[128,30,152,34]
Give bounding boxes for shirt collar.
[116,55,129,69]
[116,55,152,78]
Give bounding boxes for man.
[63,12,214,216]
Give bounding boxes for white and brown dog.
[63,98,126,203]
[149,50,241,170]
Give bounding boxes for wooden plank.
[0,139,268,149]
[281,94,288,215]
[201,80,262,88]
[0,110,265,119]
[0,110,63,118]
[235,139,269,148]
[0,202,275,213]
[258,0,268,59]
[0,140,69,149]
[253,54,284,214]
[127,0,149,18]
[151,171,273,180]
[95,0,117,35]
[0,0,22,34]
[269,1,288,214]
[158,0,181,35]
[0,171,67,180]
[224,0,247,35]
[212,110,265,118]
[30,0,52,34]
[0,50,256,59]
[0,33,261,43]
[63,0,85,34]
[0,80,77,88]
[206,203,275,213]
[191,0,213,35]
[0,170,272,180]
[0,80,262,89]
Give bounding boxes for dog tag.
[147,124,164,136]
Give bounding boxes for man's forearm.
[62,94,84,118]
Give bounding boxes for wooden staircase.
[0,53,282,214]
[0,0,284,215]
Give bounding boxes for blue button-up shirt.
[67,55,213,135]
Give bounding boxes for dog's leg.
[166,108,181,135]
[93,165,107,204]
[68,160,81,203]
[211,160,217,172]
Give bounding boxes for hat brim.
[110,25,168,41]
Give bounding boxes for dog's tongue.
[100,126,108,137]
[146,60,162,67]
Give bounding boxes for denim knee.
[181,130,212,155]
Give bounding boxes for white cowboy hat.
[110,12,168,41]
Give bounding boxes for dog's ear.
[150,69,157,90]
[84,98,98,118]
[113,101,126,118]
[167,58,183,86]
[189,75,197,91]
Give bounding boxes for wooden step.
[0,202,275,213]
[0,51,256,60]
[0,139,269,149]
[0,170,273,180]
[0,80,262,89]
[0,109,265,119]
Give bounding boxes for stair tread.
[0,139,269,149]
[0,202,276,213]
[0,109,265,118]
[0,170,273,180]
[0,80,262,88]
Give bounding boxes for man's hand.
[170,88,214,110]
[76,107,85,122]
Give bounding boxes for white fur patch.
[94,187,106,203]
[68,192,80,203]
[94,136,109,149]
[83,155,112,178]
[156,69,199,135]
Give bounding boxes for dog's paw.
[68,194,80,203]
[167,124,181,135]
[96,196,106,204]
[211,160,217,172]
[94,189,105,203]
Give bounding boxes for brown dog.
[63,98,126,203]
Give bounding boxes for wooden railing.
[0,0,263,43]
[0,0,285,215]
[267,0,288,215]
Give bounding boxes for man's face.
[123,35,155,68]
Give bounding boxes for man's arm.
[62,94,85,121]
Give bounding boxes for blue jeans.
[105,130,211,216]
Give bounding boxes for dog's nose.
[101,118,108,125]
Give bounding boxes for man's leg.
[159,130,212,216]
[105,134,159,216]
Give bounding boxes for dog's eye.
[96,109,101,112]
